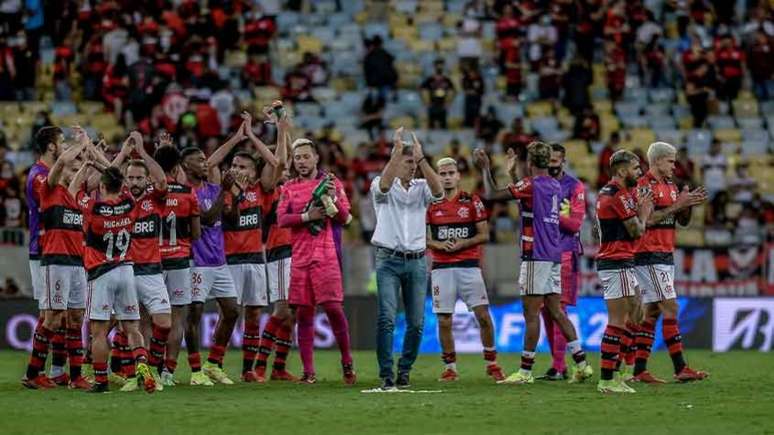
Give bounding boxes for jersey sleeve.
[189,191,200,216]
[507,177,533,200]
[612,190,638,220]
[560,182,586,233]
[32,172,49,200]
[471,194,488,222]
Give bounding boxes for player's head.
[100,166,124,195]
[609,150,641,188]
[647,141,677,179]
[124,159,149,198]
[548,143,566,179]
[526,141,551,174]
[291,138,319,179]
[153,145,181,175]
[34,126,64,159]
[61,155,83,186]
[230,151,258,184]
[436,157,459,191]
[397,143,418,182]
[180,147,207,180]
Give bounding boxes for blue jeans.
[375,248,427,380]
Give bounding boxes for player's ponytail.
[101,166,124,194]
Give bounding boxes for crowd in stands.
[0,0,772,248]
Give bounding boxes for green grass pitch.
[0,350,772,434]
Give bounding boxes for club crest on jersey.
[141,200,153,212]
[245,191,257,202]
[620,196,635,211]
[98,206,114,216]
[457,207,470,218]
[79,195,90,207]
[671,190,677,201]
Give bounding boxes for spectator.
[502,37,523,99]
[747,30,773,100]
[728,161,757,204]
[604,40,626,101]
[242,53,272,88]
[527,13,557,71]
[573,108,600,142]
[477,106,504,146]
[127,55,158,124]
[281,67,314,103]
[640,35,668,88]
[23,0,44,57]
[673,147,696,188]
[461,64,484,128]
[0,35,15,100]
[714,34,745,101]
[360,87,386,140]
[458,12,482,68]
[10,32,35,101]
[0,0,22,35]
[498,117,534,176]
[420,59,456,129]
[363,35,398,100]
[596,131,620,189]
[701,139,728,200]
[562,56,592,113]
[1,176,24,228]
[209,83,236,136]
[538,49,561,100]
[244,6,276,55]
[82,34,108,101]
[298,51,328,87]
[102,53,129,118]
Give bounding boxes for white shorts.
[163,267,192,306]
[266,257,291,303]
[87,265,140,321]
[136,274,172,315]
[228,263,268,307]
[518,261,561,296]
[30,260,43,301]
[598,268,639,300]
[634,264,676,304]
[431,267,489,314]
[192,265,237,303]
[40,264,87,310]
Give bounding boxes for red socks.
[66,326,84,380]
[242,322,260,373]
[255,316,280,369]
[634,319,656,375]
[26,325,54,379]
[600,325,625,380]
[207,344,226,367]
[662,318,687,374]
[148,324,170,370]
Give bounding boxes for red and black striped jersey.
[159,180,200,269]
[223,183,264,264]
[38,183,83,266]
[262,188,291,261]
[427,191,487,268]
[128,187,167,275]
[595,180,638,270]
[79,190,137,280]
[634,171,677,265]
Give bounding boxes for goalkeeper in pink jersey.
[277,137,356,385]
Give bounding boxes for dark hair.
[550,143,566,156]
[527,141,551,169]
[34,126,63,154]
[180,146,204,161]
[232,151,259,172]
[153,145,181,173]
[609,150,639,172]
[125,159,149,176]
[101,166,124,193]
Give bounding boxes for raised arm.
[411,131,443,199]
[132,131,167,193]
[207,122,248,185]
[473,148,514,201]
[377,127,405,193]
[48,142,85,188]
[245,110,279,168]
[261,106,290,191]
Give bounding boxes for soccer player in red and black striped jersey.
[23,138,91,390]
[594,150,653,393]
[112,132,171,391]
[632,142,708,383]
[77,130,166,393]
[426,157,504,383]
[153,143,201,386]
[206,110,289,382]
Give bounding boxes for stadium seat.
[621,115,649,129]
[714,128,742,144]
[614,101,642,118]
[649,115,676,130]
[733,99,759,118]
[741,139,769,157]
[737,117,763,130]
[708,115,736,129]
[525,101,553,118]
[686,129,712,155]
[648,88,676,103]
[656,129,684,146]
[296,35,323,54]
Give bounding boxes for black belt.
[377,246,425,260]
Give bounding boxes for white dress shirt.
[370,176,443,252]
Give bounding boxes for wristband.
[302,212,310,222]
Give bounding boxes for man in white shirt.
[370,127,443,390]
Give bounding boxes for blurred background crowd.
[0,0,772,252]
